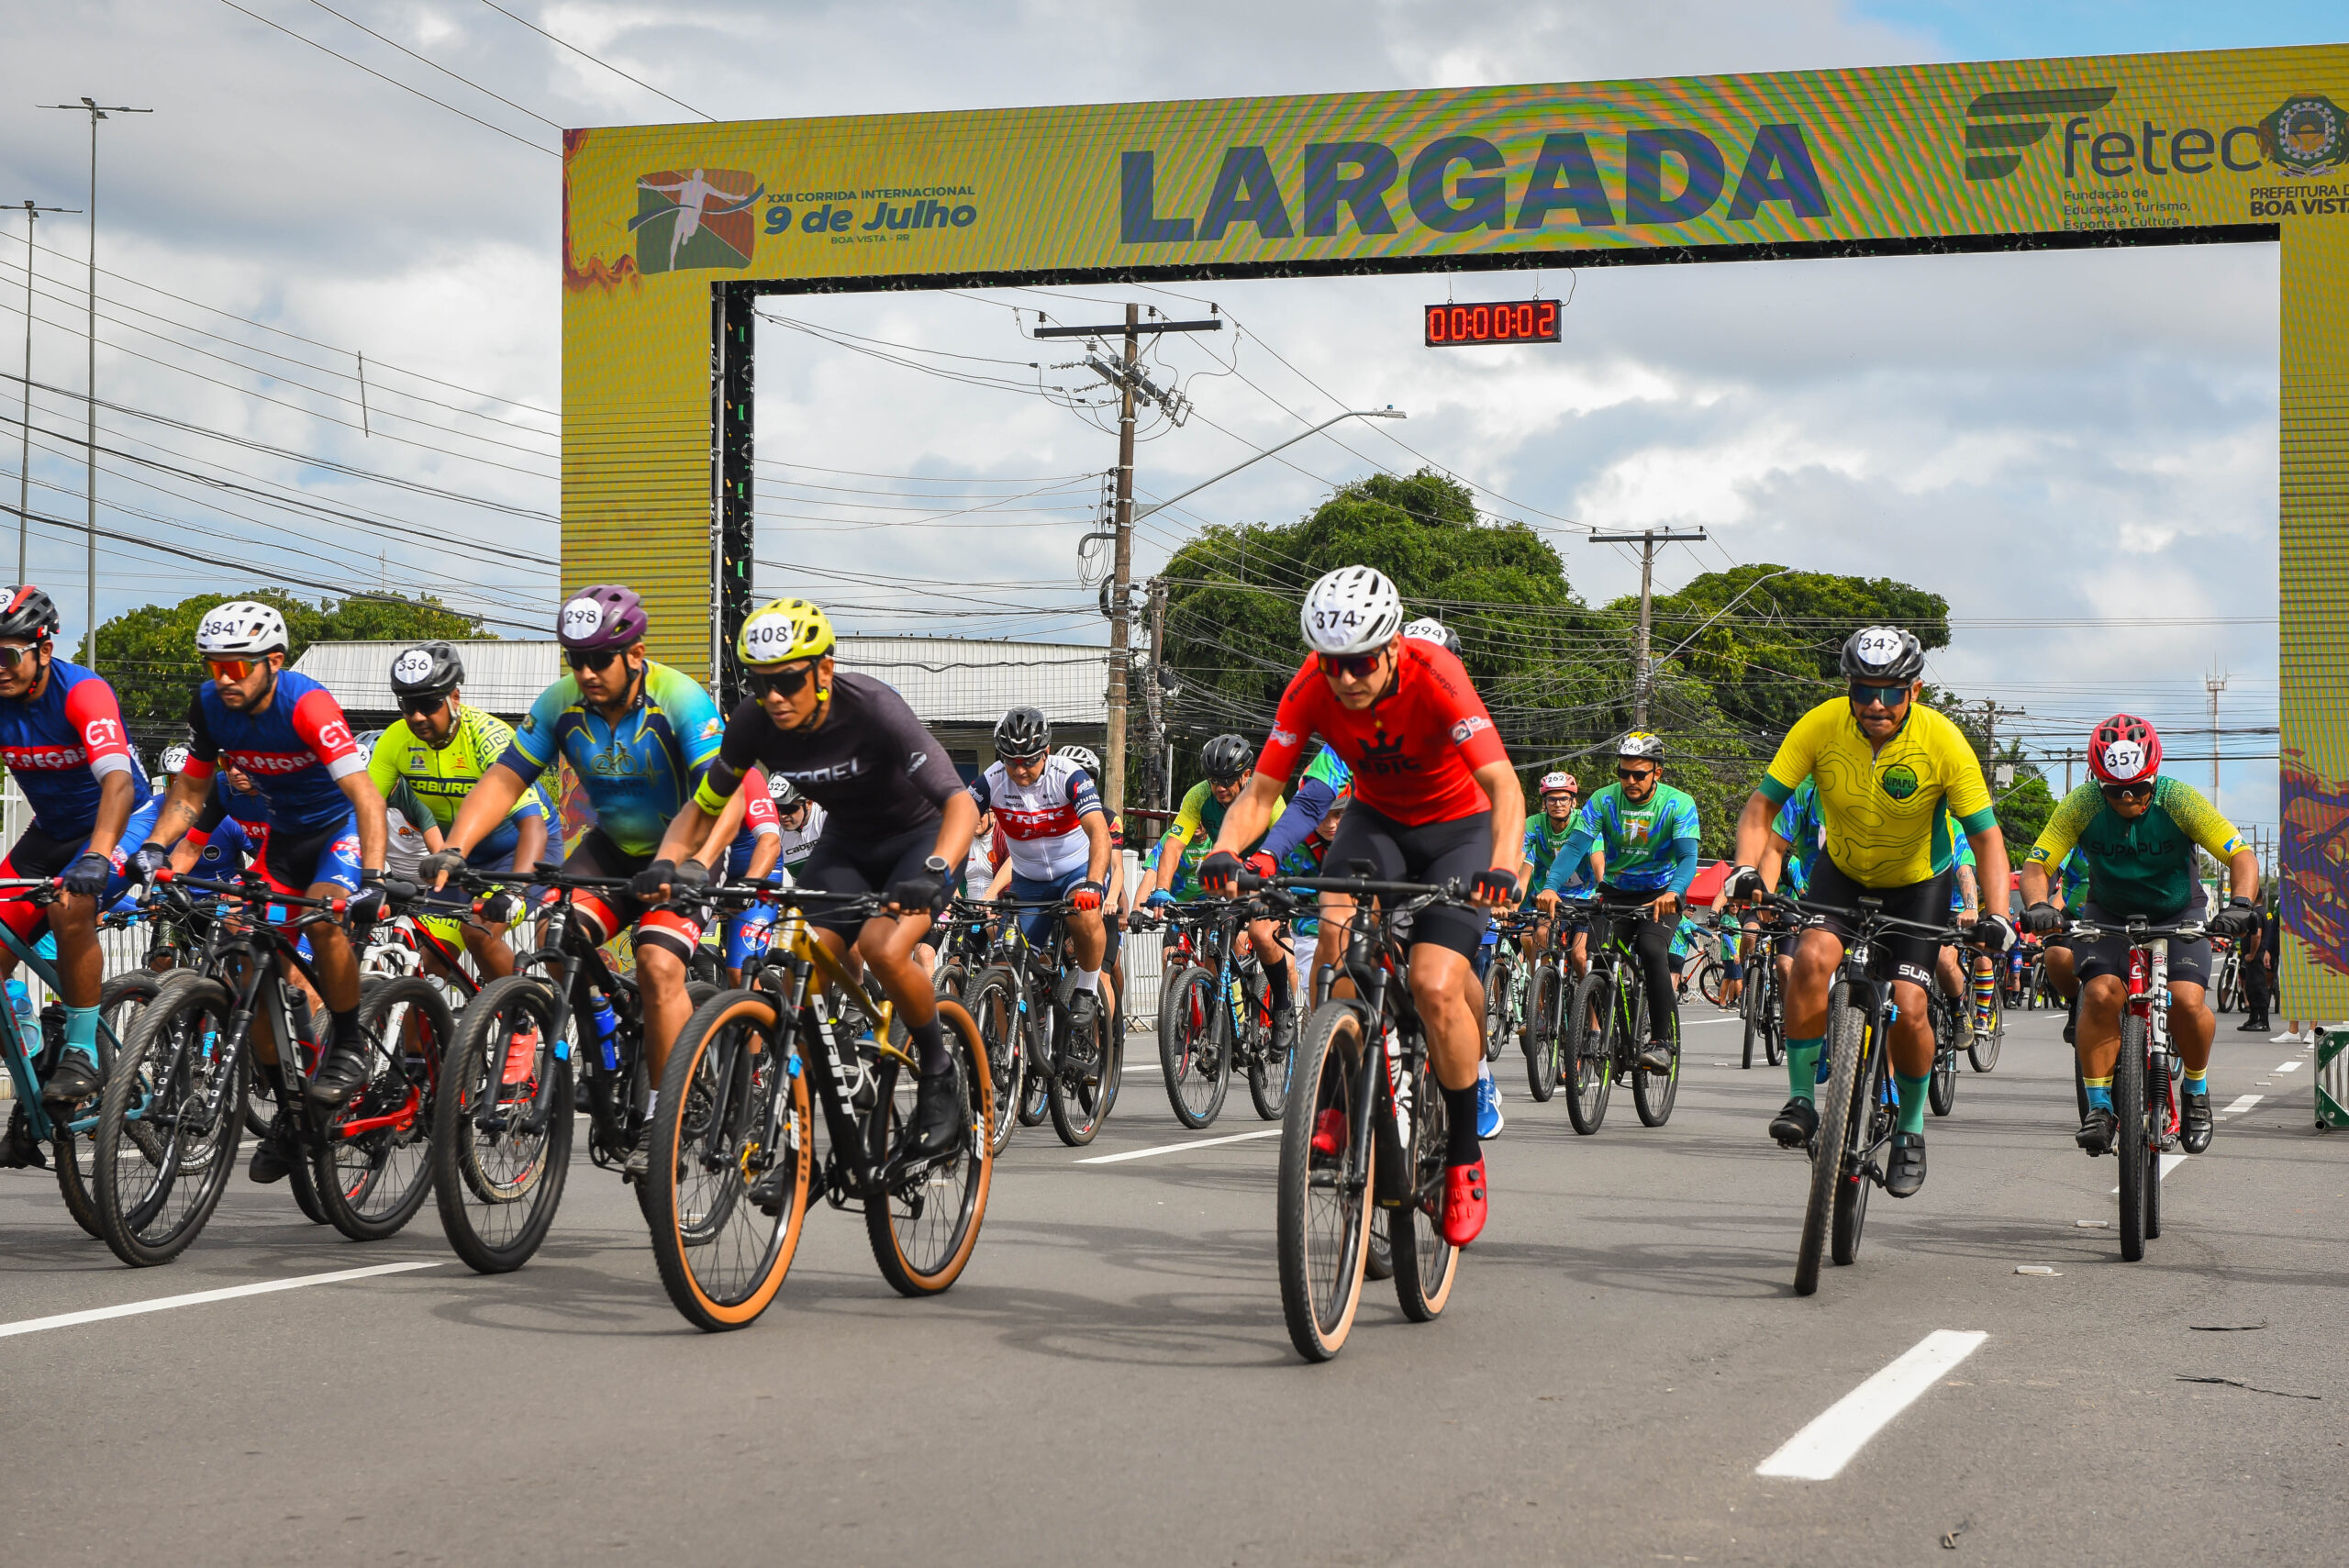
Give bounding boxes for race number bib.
[392,648,437,685]
[740,610,796,662]
[561,597,606,642]
[2099,739,2146,779]
[1852,627,1905,667]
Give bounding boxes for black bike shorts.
[796,822,937,940]
[2072,899,2211,990]
[1322,802,1492,960]
[1800,857,1954,991]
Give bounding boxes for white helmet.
[158,743,191,775]
[195,600,289,656]
[1300,565,1403,657]
[1402,616,1462,656]
[1055,743,1101,779]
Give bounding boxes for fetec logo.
[630,168,764,274]
[1963,87,2117,180]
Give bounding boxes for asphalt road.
[4,1002,2344,1565]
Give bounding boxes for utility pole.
[2205,666,2229,813]
[1586,527,1707,729]
[1145,576,1168,811]
[39,97,150,670]
[1978,701,2025,770]
[11,199,76,585]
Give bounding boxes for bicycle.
[1687,920,1730,1008]
[0,881,162,1236]
[959,896,1120,1149]
[1480,909,1536,1066]
[1520,901,1587,1102]
[1256,867,1480,1362]
[1148,897,1290,1129]
[429,863,715,1274]
[93,871,451,1264]
[1739,914,1787,1071]
[2210,936,2241,1016]
[2063,915,2199,1262]
[1561,898,1682,1134]
[1967,947,2006,1073]
[1926,962,1965,1118]
[643,886,991,1331]
[1773,892,1976,1297]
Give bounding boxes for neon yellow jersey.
[1758,697,1996,889]
[369,705,552,833]
[1164,778,1284,859]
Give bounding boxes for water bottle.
[585,988,622,1072]
[7,979,34,1059]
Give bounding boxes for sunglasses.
[399,695,448,718]
[2099,782,2154,802]
[206,657,262,684]
[1318,651,1382,681]
[1616,768,1654,783]
[566,649,622,673]
[1850,682,1910,708]
[750,662,816,699]
[0,644,37,669]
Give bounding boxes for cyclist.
[1146,734,1284,908]
[2017,715,2257,1156]
[1934,806,1984,1023]
[368,642,549,981]
[647,598,979,1159]
[967,706,1114,1058]
[0,584,150,1117]
[422,585,720,1178]
[697,764,781,985]
[770,773,826,883]
[1536,732,1700,1073]
[131,600,390,1170]
[1523,771,1600,980]
[1201,565,1525,1248]
[1724,627,2010,1199]
[1274,783,1348,1004]
[1054,743,1129,1023]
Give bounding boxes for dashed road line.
[1077,1128,1282,1164]
[1755,1329,1987,1480]
[2110,1152,2189,1195]
[2218,1094,2262,1118]
[2273,1061,2302,1073]
[0,1261,441,1340]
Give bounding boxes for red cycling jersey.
[1257,641,1506,826]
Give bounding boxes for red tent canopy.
[1686,861,1731,904]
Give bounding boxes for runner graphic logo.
[630,168,765,274]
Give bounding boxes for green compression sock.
[1896,1072,1932,1135]
[1786,1037,1824,1103]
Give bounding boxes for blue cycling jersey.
[0,658,150,838]
[1551,783,1701,897]
[1771,778,1825,895]
[184,669,366,834]
[500,662,724,860]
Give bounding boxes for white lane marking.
[2110,1152,2189,1195]
[0,1260,440,1340]
[1755,1329,1987,1480]
[2273,1061,2302,1073]
[2219,1094,2262,1117]
[1077,1128,1282,1164]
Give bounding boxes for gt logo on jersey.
[317,720,356,757]
[1269,728,1297,748]
[81,717,122,750]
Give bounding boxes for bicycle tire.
[1831,1035,1883,1267]
[1632,993,1678,1128]
[93,973,247,1267]
[1099,992,1126,1118]
[1563,970,1612,1135]
[1523,963,1561,1103]
[1247,1020,1292,1122]
[55,972,163,1239]
[963,965,1024,1155]
[2116,1011,2148,1262]
[1698,954,1728,1008]
[1048,1002,1110,1147]
[1969,982,2005,1073]
[431,973,573,1274]
[1481,951,1511,1062]
[1276,999,1375,1362]
[1017,1010,1052,1129]
[1741,969,1762,1069]
[863,997,991,1296]
[1929,996,1958,1118]
[1157,964,1229,1129]
[312,975,450,1242]
[2145,1048,2167,1242]
[648,988,811,1330]
[1795,983,1865,1297]
[1389,1046,1459,1323]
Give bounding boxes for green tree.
[81,590,486,748]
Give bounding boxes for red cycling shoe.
[1310,1108,1347,1157]
[1441,1159,1486,1247]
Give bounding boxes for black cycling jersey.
[699,672,963,841]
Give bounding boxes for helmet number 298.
[561,599,605,640]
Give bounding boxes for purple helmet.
[558,584,647,652]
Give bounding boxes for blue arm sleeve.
[1259,778,1335,862]
[1544,824,1598,895]
[1666,837,1700,898]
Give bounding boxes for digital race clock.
[1422,299,1560,347]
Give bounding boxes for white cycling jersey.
[969,754,1103,881]
[773,800,827,885]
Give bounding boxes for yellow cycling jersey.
[1759,696,1996,889]
[368,704,551,832]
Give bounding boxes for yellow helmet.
[739,597,834,666]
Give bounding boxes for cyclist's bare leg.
[1068,907,1107,973]
[1934,944,1965,1002]
[1315,894,1356,999]
[1886,977,1935,1078]
[301,884,362,1014]
[2167,978,2214,1075]
[850,911,939,1028]
[460,916,518,980]
[2076,972,2126,1078]
[635,942,690,1084]
[2044,944,2078,1001]
[1407,944,1483,1092]
[46,889,103,1008]
[1781,926,1844,1040]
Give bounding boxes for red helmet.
[2087,713,2161,785]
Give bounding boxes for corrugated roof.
[293,636,1110,727]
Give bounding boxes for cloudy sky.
[0,1,2330,833]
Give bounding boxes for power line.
[299,0,564,131]
[475,0,716,121]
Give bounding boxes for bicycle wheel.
[1831,1040,1886,1267]
[1157,964,1229,1129]
[648,988,812,1330]
[1741,970,1763,1069]
[1795,983,1866,1297]
[1633,1000,1679,1128]
[2116,1011,2149,1262]
[55,972,162,1239]
[1929,999,1958,1118]
[311,975,450,1241]
[1481,952,1511,1062]
[93,973,247,1267]
[1276,1000,1375,1362]
[2145,1048,2168,1242]
[431,973,573,1274]
[1049,1002,1111,1147]
[1698,955,1728,1007]
[1247,982,1292,1121]
[864,997,991,1296]
[1765,973,1786,1066]
[1563,971,1613,1135]
[1523,962,1562,1103]
[1017,1006,1052,1129]
[963,965,1023,1155]
[1390,1050,1459,1323]
[1968,983,2004,1073]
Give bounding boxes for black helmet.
[1201,733,1252,784]
[994,705,1050,762]
[389,641,463,703]
[1840,626,1925,684]
[0,585,60,645]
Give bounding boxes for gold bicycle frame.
[762,906,918,1073]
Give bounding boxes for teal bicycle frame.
[0,885,134,1144]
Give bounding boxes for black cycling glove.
[61,851,115,898]
[629,859,677,902]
